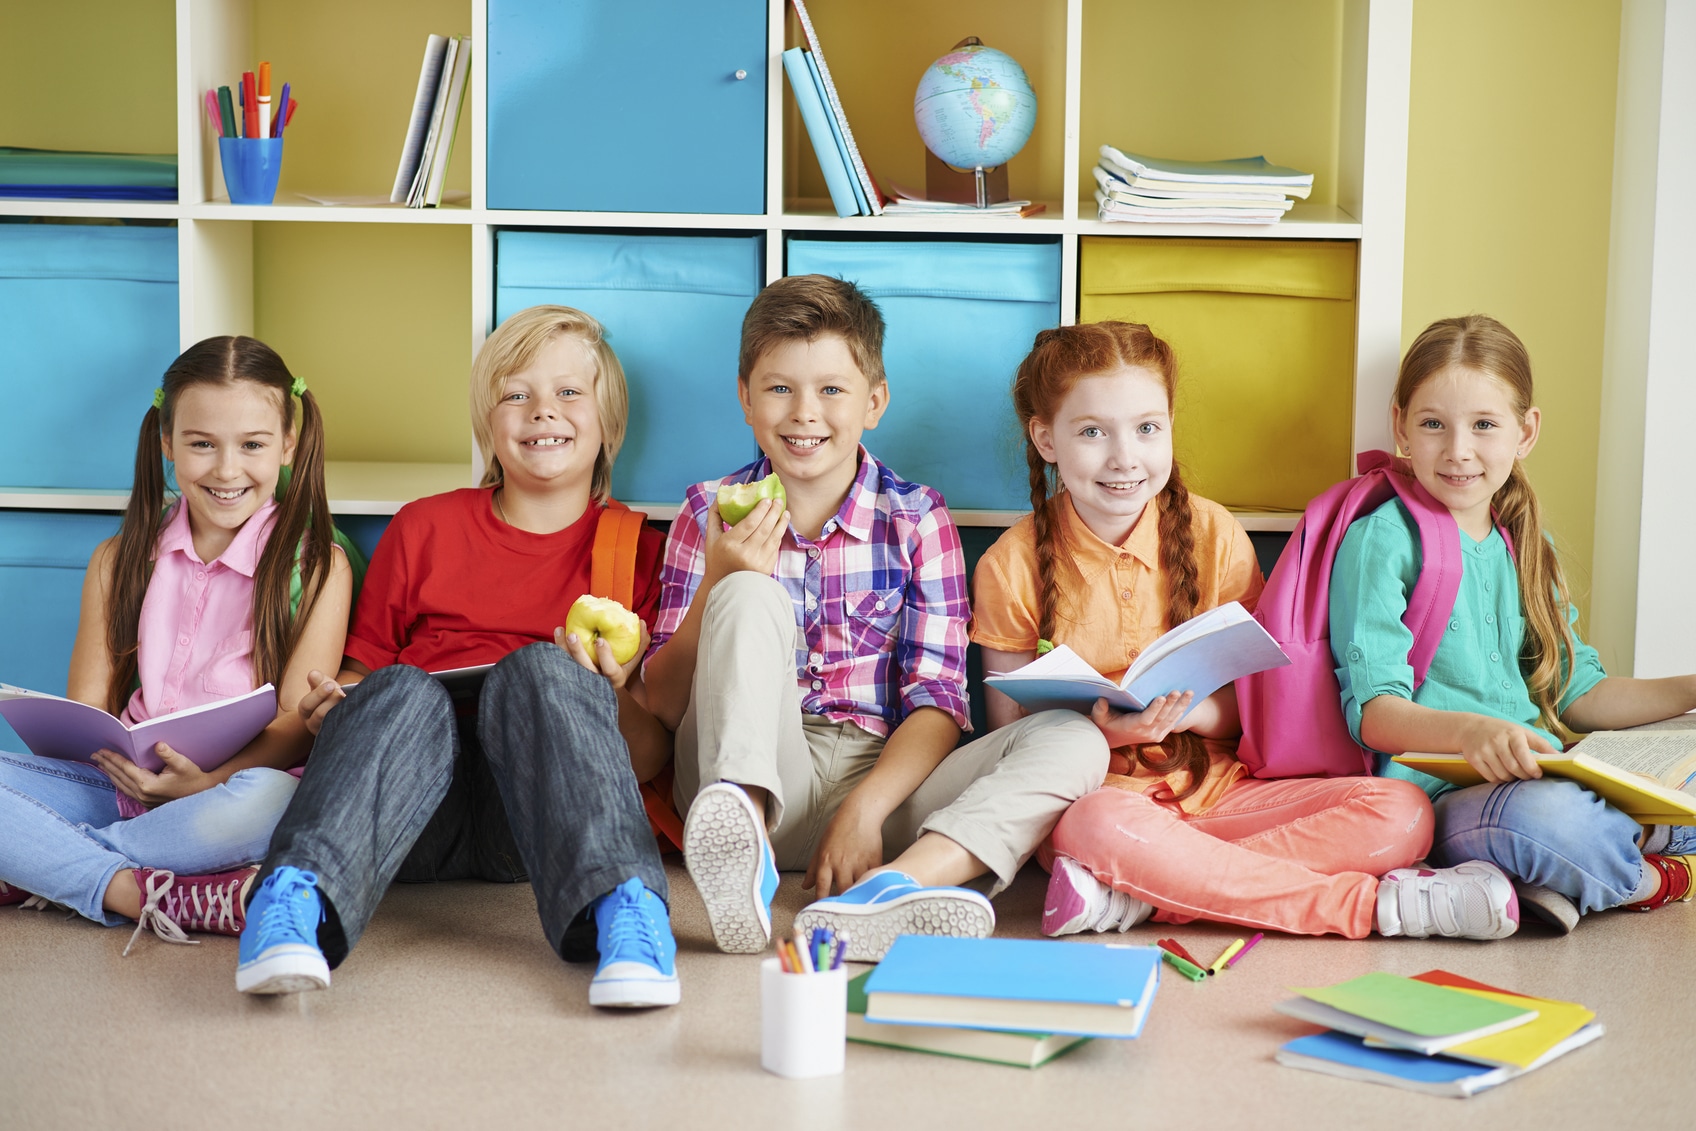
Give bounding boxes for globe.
[914,43,1038,171]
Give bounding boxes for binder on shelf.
[782,48,860,217]
[805,50,868,216]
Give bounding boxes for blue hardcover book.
[1276,1032,1510,1097]
[864,937,1161,1039]
[804,49,867,215]
[781,47,859,218]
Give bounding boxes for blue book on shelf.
[864,937,1161,1039]
[781,47,859,217]
[804,49,867,215]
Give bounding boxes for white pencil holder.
[759,957,847,1078]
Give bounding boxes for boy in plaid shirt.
[644,276,1106,960]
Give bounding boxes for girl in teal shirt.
[1330,315,1696,930]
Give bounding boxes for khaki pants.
[674,574,1109,893]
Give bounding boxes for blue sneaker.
[683,782,779,953]
[794,870,994,962]
[236,866,331,995]
[588,877,680,1008]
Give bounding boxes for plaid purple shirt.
[649,447,971,738]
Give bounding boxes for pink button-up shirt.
[115,499,278,817]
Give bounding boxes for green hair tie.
[151,388,165,409]
[1036,639,1055,655]
[290,375,308,398]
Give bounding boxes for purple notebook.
[0,684,277,772]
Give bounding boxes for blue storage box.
[488,0,767,213]
[494,229,763,502]
[0,511,122,750]
[0,224,179,490]
[785,238,1062,511]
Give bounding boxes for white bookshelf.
[0,0,1413,534]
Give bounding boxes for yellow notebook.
[1393,721,1696,824]
[1364,971,1599,1071]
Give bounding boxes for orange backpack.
[590,500,685,852]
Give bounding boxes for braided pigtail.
[1135,465,1209,798]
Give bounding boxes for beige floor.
[3,862,1692,1131]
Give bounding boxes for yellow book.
[1363,971,1600,1071]
[1393,718,1696,824]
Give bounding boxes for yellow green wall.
[1402,0,1621,624]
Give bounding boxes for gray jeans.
[259,643,666,967]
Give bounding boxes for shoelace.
[164,873,247,934]
[124,870,196,957]
[256,877,320,944]
[605,898,663,964]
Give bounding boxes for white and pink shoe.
[1041,857,1154,937]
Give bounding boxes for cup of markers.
[760,927,848,1079]
[205,61,297,205]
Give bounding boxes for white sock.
[1629,860,1662,904]
[1641,825,1671,855]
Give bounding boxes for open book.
[983,602,1290,715]
[1393,714,1696,824]
[0,683,277,773]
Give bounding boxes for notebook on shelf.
[984,601,1289,714]
[781,47,860,217]
[863,937,1161,1039]
[847,971,1090,1067]
[1098,145,1314,197]
[0,684,276,773]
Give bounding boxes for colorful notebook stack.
[392,34,472,208]
[1094,144,1312,225]
[852,936,1161,1067]
[1274,970,1603,1098]
[0,148,177,201]
[782,0,883,217]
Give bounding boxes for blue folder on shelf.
[782,48,859,217]
[0,148,177,201]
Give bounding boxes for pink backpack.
[1235,451,1464,778]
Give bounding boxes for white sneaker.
[682,783,779,954]
[1041,856,1153,937]
[1376,861,1519,940]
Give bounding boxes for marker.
[218,86,236,139]
[203,90,222,137]
[242,70,258,139]
[1160,948,1206,983]
[1159,938,1201,968]
[273,81,290,138]
[1224,931,1264,969]
[282,97,298,132]
[1209,938,1246,974]
[257,61,272,138]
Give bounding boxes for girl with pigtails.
[0,336,353,952]
[975,321,1518,943]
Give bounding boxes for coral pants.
[1049,776,1434,938]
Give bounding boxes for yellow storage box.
[1078,237,1357,512]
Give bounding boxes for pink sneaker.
[1042,856,1153,937]
[124,866,258,956]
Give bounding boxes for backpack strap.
[590,500,685,853]
[1360,452,1463,689]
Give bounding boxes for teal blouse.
[1328,498,1607,799]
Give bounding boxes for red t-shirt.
[344,487,664,673]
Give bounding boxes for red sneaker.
[0,881,31,907]
[123,866,259,956]
[1624,854,1694,911]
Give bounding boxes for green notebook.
[0,147,177,188]
[1276,973,1539,1056]
[846,970,1089,1069]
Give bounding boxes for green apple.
[716,472,786,526]
[564,595,643,665]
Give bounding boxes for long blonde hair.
[1396,315,1576,735]
[1012,321,1207,797]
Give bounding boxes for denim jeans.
[259,643,666,968]
[1429,778,1696,914]
[0,751,297,925]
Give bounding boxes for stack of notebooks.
[782,0,883,217]
[1275,971,1602,1097]
[0,148,176,202]
[850,936,1161,1068]
[1094,144,1312,225]
[391,34,472,208]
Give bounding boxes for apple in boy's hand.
[564,595,643,665]
[716,472,786,526]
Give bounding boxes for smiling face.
[163,381,296,560]
[1393,363,1539,539]
[487,332,603,495]
[738,333,887,500]
[1030,366,1173,546]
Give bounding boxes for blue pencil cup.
[218,137,284,205]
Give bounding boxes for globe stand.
[924,149,1010,208]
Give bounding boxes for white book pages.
[408,35,459,207]
[392,34,449,203]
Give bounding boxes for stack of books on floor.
[1274,970,1602,1097]
[0,148,177,201]
[849,936,1160,1068]
[1094,144,1312,225]
[782,0,883,217]
[391,33,472,208]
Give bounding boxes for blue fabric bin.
[0,224,179,490]
[494,230,763,503]
[0,511,122,750]
[785,238,1062,512]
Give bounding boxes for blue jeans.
[1430,779,1696,914]
[0,751,297,925]
[258,644,666,968]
